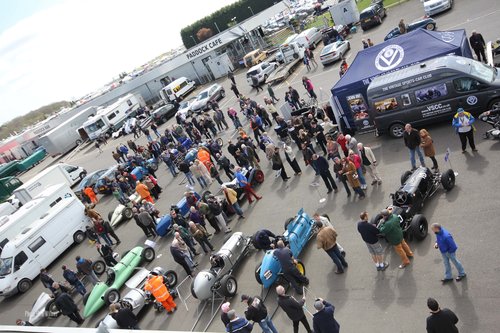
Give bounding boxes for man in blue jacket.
[313,298,340,333]
[431,223,466,283]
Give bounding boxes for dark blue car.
[384,18,437,41]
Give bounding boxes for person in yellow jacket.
[144,273,177,313]
[221,185,245,219]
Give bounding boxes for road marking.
[441,9,500,29]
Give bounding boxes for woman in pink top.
[348,150,367,189]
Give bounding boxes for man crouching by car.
[378,209,414,269]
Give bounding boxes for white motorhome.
[159,77,196,103]
[0,183,74,253]
[38,106,98,156]
[82,94,143,140]
[13,163,86,205]
[0,194,89,295]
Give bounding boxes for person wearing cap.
[378,209,413,269]
[241,294,278,333]
[235,167,262,204]
[109,303,140,329]
[357,212,388,271]
[226,309,253,333]
[312,298,340,333]
[431,223,466,283]
[452,107,477,153]
[315,221,348,274]
[426,298,459,333]
[274,240,309,294]
[221,302,232,326]
[62,265,86,296]
[97,243,118,267]
[222,185,245,219]
[276,285,312,333]
[144,272,177,313]
[403,124,426,170]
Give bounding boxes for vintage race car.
[371,166,455,241]
[255,209,317,288]
[27,292,60,325]
[221,167,265,202]
[83,246,155,318]
[156,192,202,236]
[96,267,178,329]
[109,192,142,226]
[191,232,252,301]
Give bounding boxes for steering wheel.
[394,190,408,205]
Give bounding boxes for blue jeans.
[409,147,425,169]
[99,233,113,246]
[197,176,208,188]
[166,163,177,177]
[326,244,348,272]
[232,202,244,216]
[146,134,153,142]
[73,281,87,296]
[259,316,279,333]
[185,172,195,186]
[442,252,465,279]
[356,167,366,186]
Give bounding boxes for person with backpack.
[92,219,113,246]
[62,265,86,296]
[241,294,278,333]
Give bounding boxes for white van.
[295,27,323,50]
[159,77,196,103]
[0,194,89,295]
[0,183,75,253]
[14,163,85,205]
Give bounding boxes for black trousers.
[458,130,476,151]
[429,156,438,169]
[283,267,309,293]
[278,165,289,180]
[292,315,312,333]
[317,138,327,154]
[320,170,338,192]
[473,47,487,62]
[67,310,84,324]
[287,158,302,174]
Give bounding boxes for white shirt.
[457,116,471,133]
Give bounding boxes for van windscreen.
[471,61,495,82]
[0,257,12,276]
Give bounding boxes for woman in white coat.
[357,142,382,185]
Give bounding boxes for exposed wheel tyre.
[426,23,435,30]
[441,169,455,191]
[190,281,198,299]
[264,74,269,82]
[389,123,405,138]
[401,170,413,185]
[488,98,500,111]
[201,190,212,203]
[164,270,178,287]
[73,230,86,244]
[92,260,106,275]
[79,172,87,180]
[149,163,158,171]
[410,214,428,241]
[284,217,294,230]
[220,275,238,297]
[220,90,226,98]
[253,169,264,184]
[216,138,223,146]
[295,260,306,276]
[76,139,82,145]
[108,211,113,221]
[17,279,32,293]
[104,288,120,305]
[141,247,156,262]
[122,207,133,219]
[255,264,263,284]
[45,299,60,318]
[83,293,90,305]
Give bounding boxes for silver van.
[367,55,500,137]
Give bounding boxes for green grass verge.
[357,0,404,12]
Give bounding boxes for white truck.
[0,193,90,295]
[38,106,98,156]
[267,41,306,84]
[0,183,75,253]
[159,77,196,103]
[13,163,86,205]
[81,93,144,141]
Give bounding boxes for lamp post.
[214,22,221,33]
[248,6,255,15]
[190,35,197,45]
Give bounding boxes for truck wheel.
[92,260,106,275]
[293,53,299,59]
[284,217,294,230]
[17,279,32,293]
[426,23,435,30]
[164,270,178,287]
[79,171,87,180]
[45,299,60,318]
[220,275,238,297]
[401,170,413,185]
[75,139,82,145]
[122,207,133,219]
[104,288,120,305]
[410,214,428,241]
[441,169,455,191]
[295,260,306,276]
[73,230,86,244]
[141,247,156,262]
[255,264,263,284]
[389,123,405,138]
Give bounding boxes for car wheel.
[253,169,264,184]
[79,172,87,180]
[488,98,500,111]
[190,280,198,299]
[83,293,90,305]
[73,230,86,244]
[108,211,113,221]
[400,170,413,185]
[220,90,225,98]
[17,279,32,293]
[149,163,159,171]
[440,169,455,191]
[216,138,224,146]
[220,275,238,297]
[264,74,268,82]
[76,139,82,145]
[45,299,60,318]
[141,247,156,262]
[295,260,306,276]
[164,270,178,287]
[254,263,263,284]
[426,23,435,30]
[201,190,212,203]
[389,123,405,138]
[410,214,428,241]
[104,288,120,305]
[122,207,133,219]
[92,260,106,275]
[284,217,294,230]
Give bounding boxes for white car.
[190,84,225,113]
[423,0,453,16]
[109,192,142,226]
[246,61,278,86]
[319,40,350,66]
[176,97,196,120]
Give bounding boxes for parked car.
[321,25,349,46]
[156,192,202,236]
[384,17,437,40]
[109,192,143,226]
[176,97,196,119]
[75,168,107,199]
[152,104,177,124]
[94,166,119,195]
[246,61,278,86]
[190,84,226,113]
[423,0,453,16]
[319,40,351,65]
[359,0,387,31]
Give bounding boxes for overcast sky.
[0,0,237,125]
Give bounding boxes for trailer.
[38,107,98,156]
[266,41,305,84]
